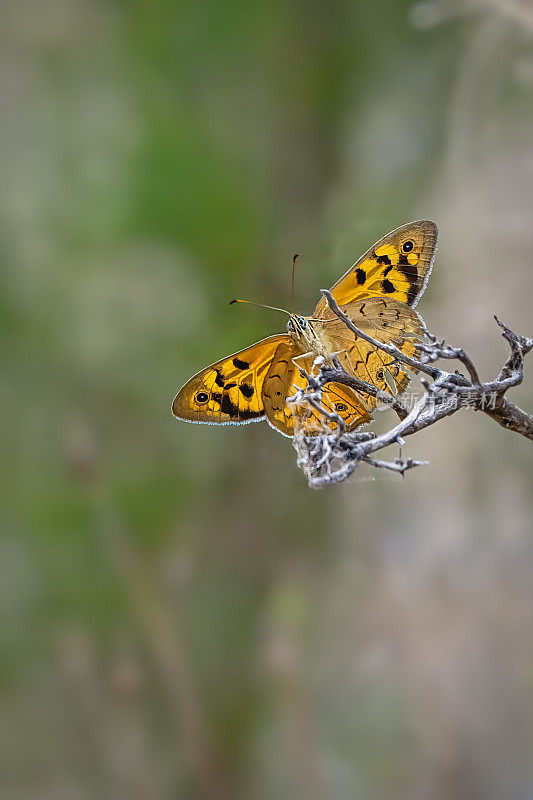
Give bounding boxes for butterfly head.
[287,314,307,335]
[287,314,317,347]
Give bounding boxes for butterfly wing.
[172,335,291,427]
[290,376,372,437]
[262,340,371,437]
[320,296,425,411]
[314,220,437,317]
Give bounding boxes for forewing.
[172,335,291,427]
[314,220,437,316]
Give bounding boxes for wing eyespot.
[195,391,209,404]
[402,240,414,253]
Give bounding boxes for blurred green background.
[1,1,533,798]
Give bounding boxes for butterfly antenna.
[291,254,299,306]
[229,298,291,316]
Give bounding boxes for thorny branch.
[290,291,533,488]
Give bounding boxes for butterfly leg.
[291,351,320,376]
[292,351,314,364]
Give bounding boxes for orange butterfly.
[172,221,437,437]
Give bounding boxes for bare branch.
[362,456,430,475]
[291,306,532,487]
[417,330,481,384]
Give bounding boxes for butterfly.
[172,220,437,437]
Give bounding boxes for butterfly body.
[173,221,437,438]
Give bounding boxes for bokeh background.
[1,1,533,798]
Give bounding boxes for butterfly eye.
[195,391,209,404]
[402,240,414,253]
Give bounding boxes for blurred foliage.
[1,0,533,798]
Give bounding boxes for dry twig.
[290,292,532,487]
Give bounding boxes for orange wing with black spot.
[314,220,437,316]
[172,334,370,437]
[172,335,290,427]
